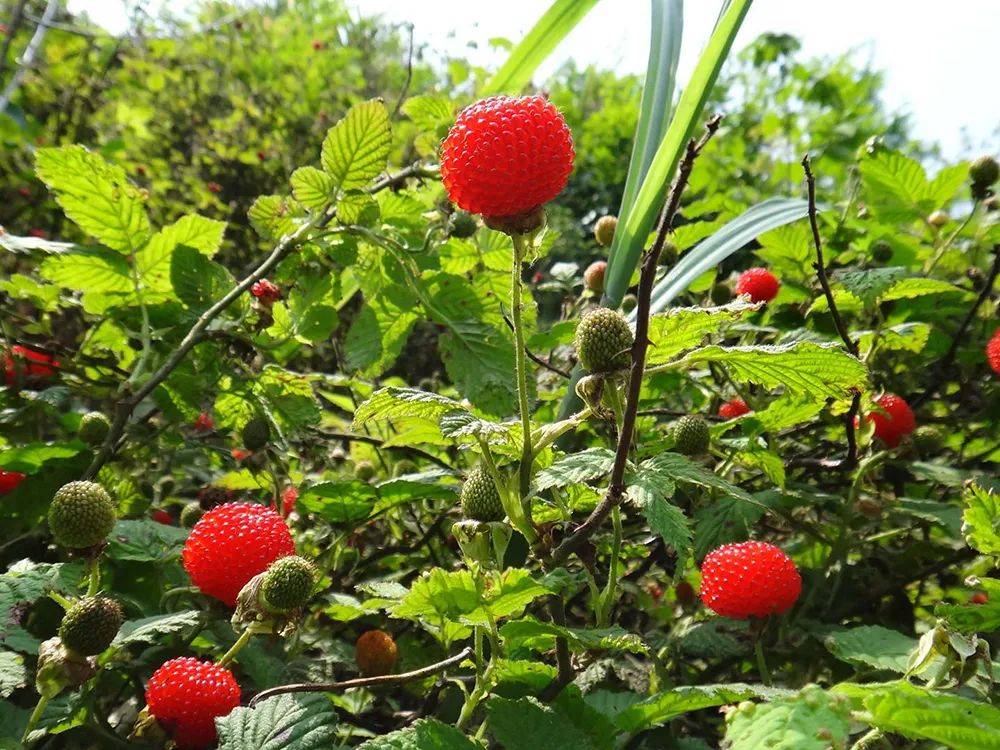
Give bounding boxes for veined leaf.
[617,683,791,732]
[646,299,761,365]
[321,99,391,193]
[936,578,1000,633]
[216,693,338,749]
[487,695,616,750]
[353,387,468,431]
[819,625,917,674]
[963,482,1000,556]
[499,618,648,655]
[535,448,617,492]
[724,685,851,750]
[640,452,756,506]
[480,0,601,95]
[358,719,477,750]
[136,214,226,293]
[627,471,691,574]
[290,166,335,210]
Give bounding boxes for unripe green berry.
[180,502,204,527]
[354,460,376,481]
[912,425,943,454]
[59,596,123,656]
[575,308,633,374]
[460,465,505,522]
[659,241,678,266]
[241,416,270,452]
[970,155,999,188]
[620,294,638,314]
[673,415,710,455]
[710,282,732,305]
[48,481,116,549]
[871,241,893,263]
[449,211,478,239]
[393,460,417,477]
[260,556,317,613]
[594,215,617,247]
[78,412,110,446]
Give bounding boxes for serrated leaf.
[321,99,391,192]
[820,625,916,674]
[626,468,690,574]
[106,520,189,563]
[499,618,648,655]
[694,496,765,559]
[680,342,866,402]
[486,695,609,750]
[723,685,851,750]
[860,150,936,222]
[216,693,338,749]
[646,300,761,365]
[39,248,132,296]
[114,611,202,648]
[290,166,335,209]
[617,683,791,732]
[248,195,298,240]
[136,214,226,293]
[337,191,380,225]
[297,481,376,522]
[0,652,26,698]
[353,387,468,431]
[641,453,756,506]
[35,145,151,253]
[0,562,85,630]
[936,578,1000,633]
[832,267,907,306]
[392,568,548,627]
[357,718,478,750]
[170,245,235,311]
[963,483,1000,556]
[535,448,617,492]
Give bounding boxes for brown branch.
[248,646,473,707]
[914,243,1000,406]
[802,155,861,468]
[392,23,415,118]
[550,115,722,568]
[501,312,571,379]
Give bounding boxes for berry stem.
[510,233,535,507]
[49,591,73,610]
[753,636,772,687]
[21,694,49,745]
[595,506,623,628]
[86,559,101,597]
[217,627,254,668]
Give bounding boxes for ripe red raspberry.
[193,412,214,432]
[718,398,751,420]
[0,469,26,495]
[2,344,59,386]
[206,181,222,194]
[250,279,281,305]
[440,95,574,225]
[736,267,780,303]
[987,329,1000,374]
[278,486,298,518]
[145,657,240,749]
[182,502,295,606]
[971,592,989,605]
[230,448,252,463]
[864,393,916,448]
[700,541,801,619]
[152,509,173,525]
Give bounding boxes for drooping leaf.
[535,448,617,492]
[500,618,648,656]
[819,625,917,674]
[321,99,391,193]
[617,683,791,732]
[723,685,851,750]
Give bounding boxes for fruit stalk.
[217,627,254,668]
[21,695,49,745]
[510,233,535,506]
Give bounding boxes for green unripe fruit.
[594,215,617,247]
[871,241,893,263]
[59,596,123,656]
[575,308,633,374]
[241,416,270,452]
[970,155,999,187]
[912,425,943,454]
[449,211,478,239]
[393,460,417,477]
[460,465,505,522]
[48,481,116,549]
[583,260,607,294]
[78,412,110,446]
[354,460,376,481]
[180,502,204,527]
[672,415,710,456]
[260,555,317,613]
[710,282,733,305]
[620,294,638,314]
[928,210,949,228]
[659,241,678,266]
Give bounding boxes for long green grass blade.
[481,0,602,95]
[603,0,752,305]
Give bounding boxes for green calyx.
[48,481,117,550]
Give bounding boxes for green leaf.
[39,248,132,296]
[353,387,467,431]
[860,150,964,222]
[486,695,610,750]
[297,481,376,522]
[833,267,907,306]
[626,469,690,574]
[820,625,916,674]
[0,652,26,699]
[694,496,765,559]
[248,195,298,240]
[617,683,791,732]
[114,611,202,648]
[963,483,1000,556]
[481,0,601,94]
[936,578,1000,633]
[137,214,226,293]
[646,300,761,365]
[170,245,235,311]
[321,99,391,192]
[35,145,151,253]
[0,443,84,472]
[216,693,338,749]
[640,453,756,506]
[255,366,321,431]
[535,448,617,492]
[860,682,1000,749]
[106,520,189,563]
[500,618,648,655]
[357,718,478,750]
[679,342,866,402]
[723,685,851,750]
[290,166,335,210]
[0,562,85,631]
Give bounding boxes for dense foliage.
[1,1,999,749]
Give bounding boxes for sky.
[66,0,1000,160]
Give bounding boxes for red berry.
[700,541,801,619]
[3,344,59,386]
[312,40,324,50]
[152,509,173,525]
[440,95,574,222]
[279,486,298,518]
[736,267,780,303]
[0,469,26,495]
[207,181,222,194]
[250,279,281,305]
[584,260,607,294]
[971,592,989,605]
[193,412,214,432]
[18,187,30,198]
[28,228,48,239]
[145,657,240,749]
[355,630,398,676]
[257,150,266,161]
[987,329,1000,374]
[864,393,916,448]
[182,502,295,606]
[718,398,751,420]
[230,448,252,463]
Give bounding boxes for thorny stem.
[510,233,535,503]
[549,115,722,569]
[250,646,473,707]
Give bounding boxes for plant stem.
[21,694,49,744]
[86,559,101,596]
[217,628,254,668]
[596,506,623,627]
[753,636,772,687]
[50,591,73,609]
[510,233,535,503]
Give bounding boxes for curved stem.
[217,628,254,668]
[21,694,49,745]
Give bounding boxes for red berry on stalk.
[18,187,30,198]
[864,393,916,448]
[152,509,173,525]
[250,279,281,305]
[700,541,801,620]
[0,469,26,495]
[736,267,780,303]
[230,448,252,463]
[193,412,214,432]
[145,657,240,749]
[987,329,1000,374]
[718,398,751,420]
[440,95,574,226]
[3,344,59,386]
[182,502,295,606]
[278,486,298,518]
